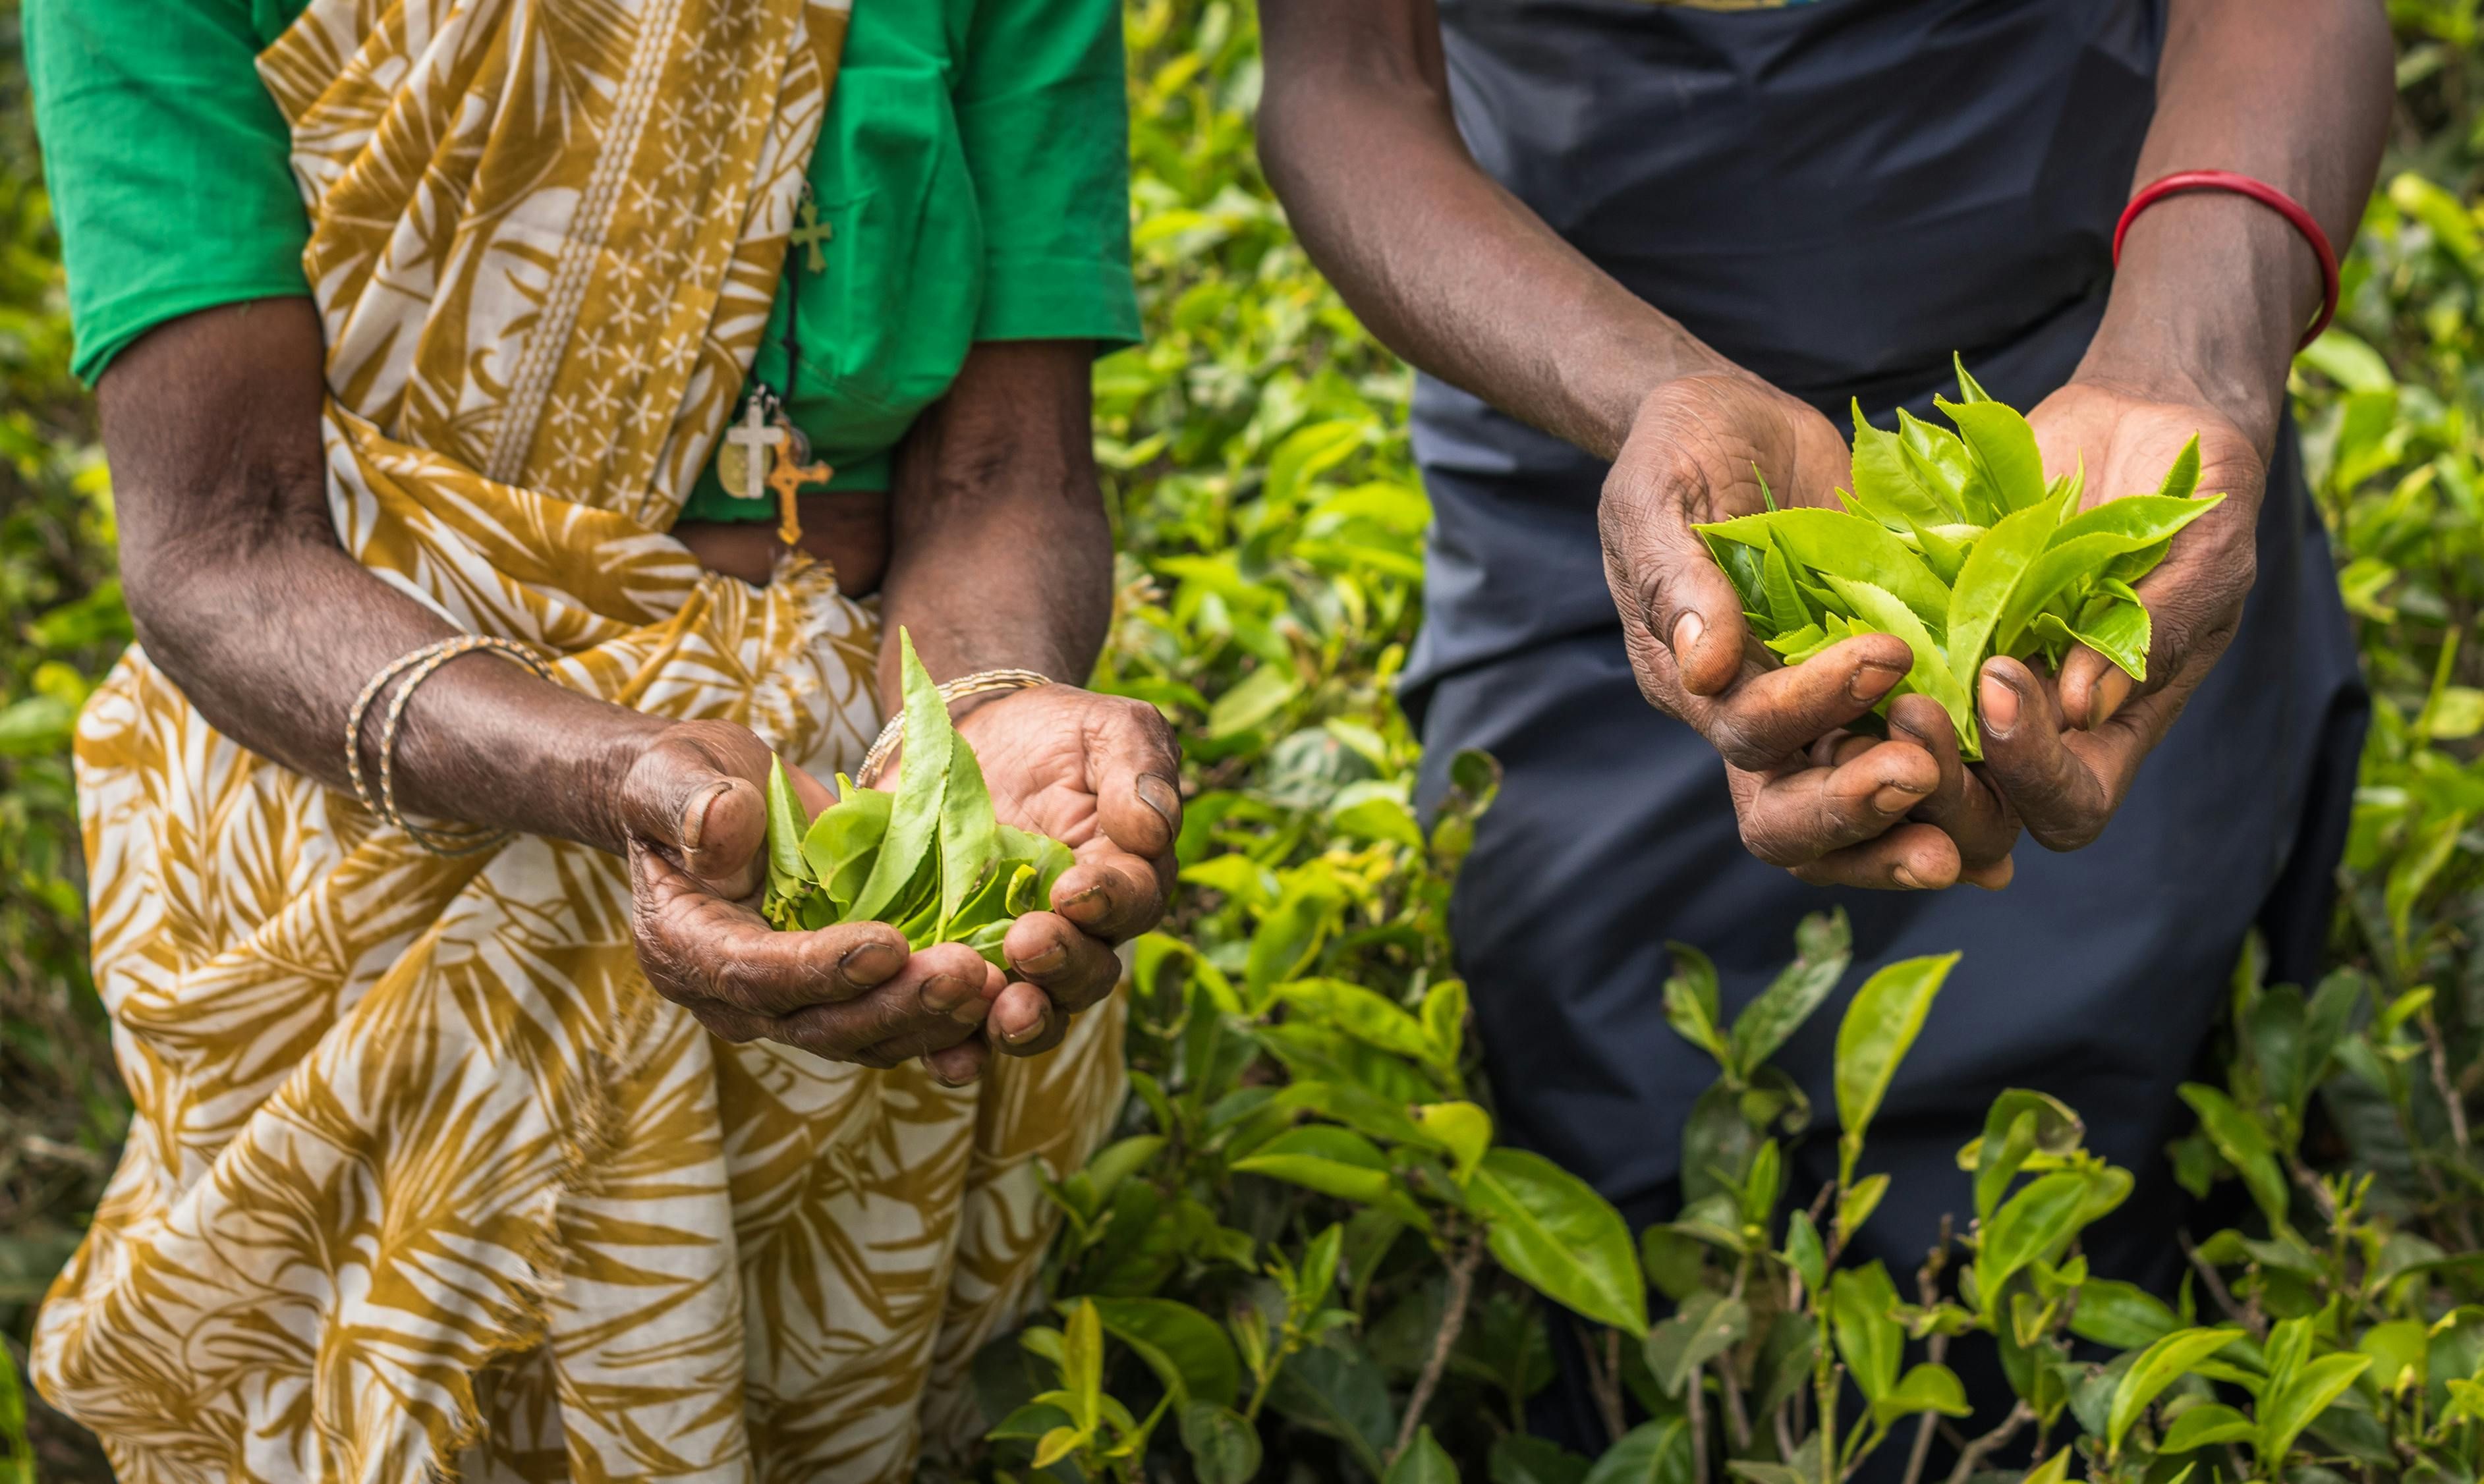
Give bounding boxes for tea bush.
[16,4,2484,1483]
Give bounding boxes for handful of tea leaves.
[761,630,1073,964]
[1696,358,2223,761]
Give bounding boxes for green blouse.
[25,0,1141,521]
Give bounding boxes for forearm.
[107,300,663,854]
[1256,0,1736,462]
[878,339,1114,700]
[2079,0,2392,453]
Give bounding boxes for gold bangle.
[347,635,557,857]
[854,667,1052,789]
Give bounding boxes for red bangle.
[2112,169,2340,352]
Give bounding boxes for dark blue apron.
[1402,0,2367,1457]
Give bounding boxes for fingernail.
[1671,610,1705,663]
[921,1053,975,1088]
[1136,773,1181,830]
[1979,668,2020,737]
[1892,865,1925,890]
[679,779,733,850]
[949,994,991,1026]
[1003,1006,1052,1047]
[922,972,976,1013]
[2089,669,2133,730]
[839,939,903,986]
[1851,659,1906,704]
[1058,883,1106,917]
[1871,782,1925,814]
[1015,941,1069,975]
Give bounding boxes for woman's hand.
[1978,381,2265,851]
[957,685,1183,1056]
[617,719,1005,1084]
[1599,373,2017,890]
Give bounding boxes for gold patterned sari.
[34,3,1123,1479]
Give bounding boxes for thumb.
[1085,696,1184,867]
[1598,449,1750,699]
[617,728,829,898]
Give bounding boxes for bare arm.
[1255,1,1723,460]
[881,340,1183,1057]
[105,298,1002,1077]
[1984,0,2392,848]
[1256,0,2007,891]
[108,298,673,849]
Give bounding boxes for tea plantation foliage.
[15,5,2484,1482]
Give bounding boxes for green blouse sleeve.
[953,0,1141,348]
[26,0,310,385]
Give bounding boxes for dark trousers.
[1411,434,2365,1462]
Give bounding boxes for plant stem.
[2425,1008,2473,1153]
[1722,1356,1753,1452]
[1689,1363,1710,1484]
[1577,1321,1627,1446]
[2178,1229,2263,1338]
[1938,1402,2031,1484]
[1390,1236,1482,1467]
[1899,1244,1952,1484]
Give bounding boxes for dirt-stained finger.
[1003,910,1121,1014]
[1787,822,1965,892]
[1050,849,1168,945]
[1733,738,1938,868]
[1690,634,1915,772]
[1886,694,2019,871]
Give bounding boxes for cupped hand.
[1979,381,2265,851]
[1600,373,2014,889]
[615,719,1002,1084]
[953,684,1183,1056]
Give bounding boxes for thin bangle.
[347,634,558,857]
[854,668,1053,789]
[2112,169,2341,352]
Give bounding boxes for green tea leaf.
[2069,1279,2179,1350]
[1939,395,2049,513]
[803,784,893,913]
[1697,508,1951,632]
[1849,405,1958,529]
[1952,352,1994,403]
[1493,1434,1593,1484]
[2107,1327,2246,1458]
[2071,596,2152,682]
[2256,1351,2370,1464]
[1823,576,1974,752]
[1469,1148,1650,1337]
[1580,1419,1692,1484]
[1830,1261,1904,1400]
[2178,1082,2293,1233]
[765,755,814,896]
[1386,1427,1459,1484]
[1728,914,1851,1075]
[1760,541,1811,634]
[1088,1297,1241,1410]
[851,633,953,923]
[1645,1291,1749,1398]
[937,710,1003,933]
[2160,1402,2255,1452]
[1834,953,1960,1182]
[1975,1171,2099,1328]
[1178,1402,1263,1484]
[1871,1361,1973,1427]
[1231,1126,1397,1205]
[2155,435,2202,501]
[1898,407,1981,522]
[1944,495,2068,686]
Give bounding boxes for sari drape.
[34,3,1123,1479]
